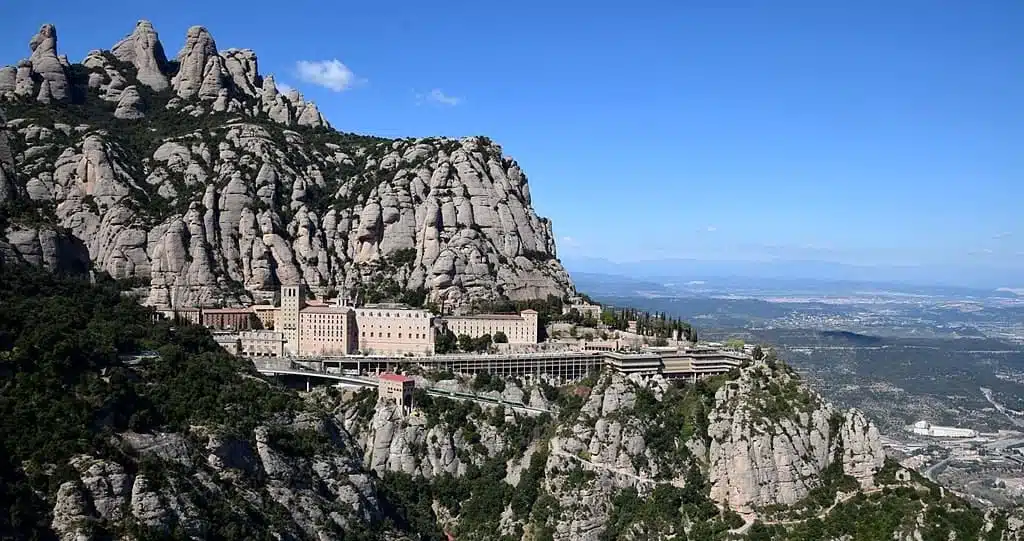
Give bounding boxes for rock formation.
[339,367,889,541]
[0,21,575,309]
[45,418,382,541]
[110,20,169,91]
[706,364,885,515]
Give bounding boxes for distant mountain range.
[561,255,1021,292]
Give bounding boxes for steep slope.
[3,264,1023,540]
[0,263,415,540]
[0,22,574,308]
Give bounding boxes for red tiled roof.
[379,373,415,383]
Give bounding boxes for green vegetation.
[599,306,696,341]
[600,482,740,540]
[0,262,308,538]
[630,378,726,477]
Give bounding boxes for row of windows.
[358,311,428,319]
[361,331,428,340]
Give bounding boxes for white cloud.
[705,225,717,232]
[560,236,580,248]
[276,82,295,95]
[295,59,359,92]
[423,88,461,106]
[994,231,1012,239]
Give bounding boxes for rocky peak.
[172,25,218,99]
[1,21,331,130]
[1,22,572,307]
[110,20,170,92]
[26,24,70,102]
[707,362,885,516]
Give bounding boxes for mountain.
[3,263,1023,540]
[0,22,574,308]
[562,255,1022,291]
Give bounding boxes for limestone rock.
[2,23,575,310]
[222,48,259,97]
[706,363,885,515]
[171,26,217,99]
[50,482,92,541]
[28,24,70,102]
[0,66,16,96]
[110,20,169,91]
[14,60,34,97]
[113,85,145,119]
[840,408,886,488]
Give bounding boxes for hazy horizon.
[561,254,1024,291]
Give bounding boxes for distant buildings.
[563,299,602,320]
[911,421,979,439]
[442,311,539,345]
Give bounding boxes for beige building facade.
[443,310,539,344]
[240,330,287,358]
[298,306,357,357]
[354,304,435,356]
[378,373,415,409]
[277,285,305,355]
[274,286,437,357]
[252,305,278,329]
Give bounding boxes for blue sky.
[2,0,1022,277]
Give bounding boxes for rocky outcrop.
[0,108,16,203]
[27,24,70,102]
[45,416,384,541]
[1,21,574,309]
[113,85,145,119]
[338,376,556,478]
[110,20,169,92]
[2,227,91,273]
[707,363,885,515]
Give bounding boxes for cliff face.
[0,21,574,308]
[338,366,890,540]
[49,417,385,541]
[707,364,885,515]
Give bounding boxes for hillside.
[3,263,1024,540]
[0,21,574,309]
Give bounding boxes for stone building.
[274,286,436,357]
[563,301,602,320]
[354,304,436,356]
[442,310,539,344]
[378,373,415,409]
[164,307,201,325]
[239,330,286,358]
[251,304,278,329]
[298,305,357,357]
[202,308,256,330]
[277,284,304,355]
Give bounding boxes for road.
[981,387,1024,427]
